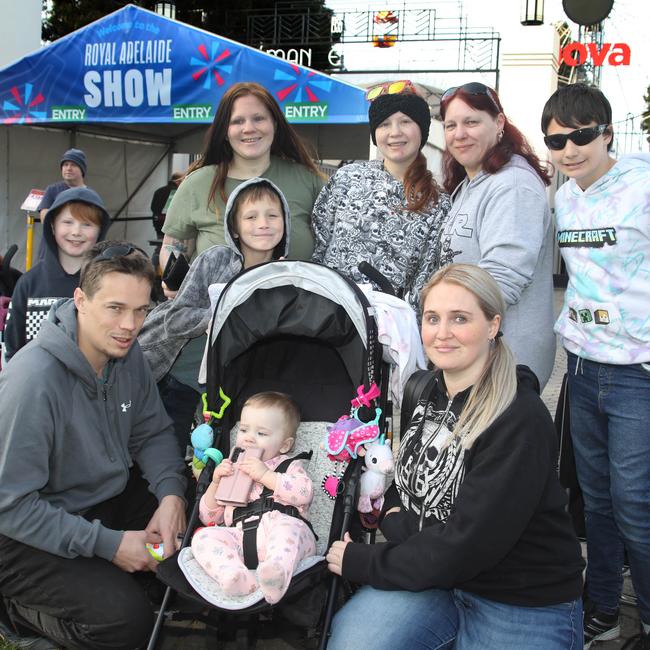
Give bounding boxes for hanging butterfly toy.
[321,383,382,500]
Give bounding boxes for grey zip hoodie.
[0,300,187,561]
[439,154,556,388]
[139,177,291,381]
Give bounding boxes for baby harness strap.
[231,450,316,569]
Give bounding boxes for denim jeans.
[567,353,650,624]
[327,586,583,649]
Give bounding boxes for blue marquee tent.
[0,6,374,259]
[0,4,369,127]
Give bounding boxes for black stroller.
[149,260,394,649]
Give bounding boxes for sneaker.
[621,630,650,650]
[0,618,59,650]
[584,609,620,648]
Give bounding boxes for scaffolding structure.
[241,6,501,83]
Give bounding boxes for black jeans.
[0,467,158,650]
[157,373,201,458]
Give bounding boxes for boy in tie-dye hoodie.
[542,83,650,650]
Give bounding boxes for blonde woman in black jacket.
[326,264,584,650]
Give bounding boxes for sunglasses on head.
[91,244,144,263]
[543,124,609,151]
[366,79,416,101]
[441,82,501,113]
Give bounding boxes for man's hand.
[113,530,158,573]
[326,532,353,576]
[145,495,186,559]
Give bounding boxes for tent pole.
[112,143,174,221]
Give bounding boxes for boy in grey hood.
[0,242,187,649]
[139,177,290,452]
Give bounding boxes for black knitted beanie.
[368,93,431,148]
[60,148,88,177]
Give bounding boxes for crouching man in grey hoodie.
[0,241,187,650]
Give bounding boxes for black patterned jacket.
[311,160,450,312]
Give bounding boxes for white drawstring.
[574,355,584,376]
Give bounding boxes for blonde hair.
[243,391,301,439]
[420,264,517,448]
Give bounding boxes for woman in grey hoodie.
[438,83,555,388]
[139,178,290,452]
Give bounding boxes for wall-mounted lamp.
[155,1,176,20]
[521,0,544,25]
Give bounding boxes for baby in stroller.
[191,391,316,605]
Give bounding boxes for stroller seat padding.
[178,548,325,610]
[175,421,339,610]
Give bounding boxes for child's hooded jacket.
[3,187,110,361]
[139,177,291,382]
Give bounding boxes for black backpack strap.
[234,450,314,569]
[400,370,437,437]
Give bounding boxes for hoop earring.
[497,131,503,143]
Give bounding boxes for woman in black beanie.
[311,85,450,312]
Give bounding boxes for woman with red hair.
[439,82,555,388]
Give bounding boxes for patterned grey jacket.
[138,177,291,382]
[311,160,450,312]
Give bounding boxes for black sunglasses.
[543,124,609,151]
[91,244,145,263]
[441,82,501,113]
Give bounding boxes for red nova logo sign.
[560,42,631,66]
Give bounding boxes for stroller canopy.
[206,261,380,423]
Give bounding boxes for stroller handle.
[1,244,18,273]
[357,262,398,297]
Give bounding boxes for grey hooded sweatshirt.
[139,177,291,383]
[0,300,187,561]
[438,154,556,388]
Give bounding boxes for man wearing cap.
[38,148,89,220]
[0,241,187,650]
